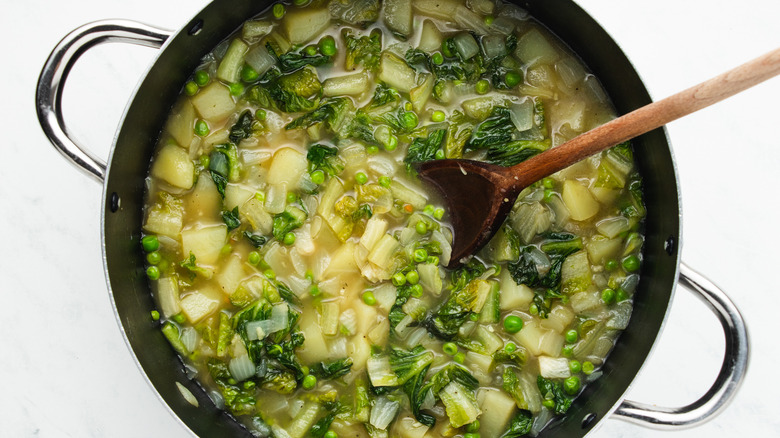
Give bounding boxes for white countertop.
[4,0,779,436]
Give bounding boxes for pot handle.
[613,262,749,428]
[36,20,172,183]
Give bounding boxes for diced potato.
[181,224,227,266]
[165,99,195,148]
[298,308,330,363]
[540,304,575,333]
[586,235,622,265]
[378,52,417,93]
[561,250,592,295]
[562,179,599,221]
[191,82,235,122]
[515,28,560,66]
[144,193,184,240]
[186,174,221,221]
[283,7,331,44]
[368,317,390,345]
[224,184,255,211]
[267,147,308,187]
[413,0,464,20]
[151,144,195,189]
[216,254,247,296]
[241,196,273,234]
[499,268,534,310]
[514,321,564,357]
[347,335,372,371]
[180,286,223,323]
[476,388,517,438]
[570,290,601,313]
[384,0,412,37]
[323,71,370,96]
[395,416,429,438]
[325,241,359,277]
[417,19,442,52]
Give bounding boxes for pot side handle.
[36,20,172,183]
[614,262,749,429]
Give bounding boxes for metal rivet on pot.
[665,235,676,255]
[188,19,204,36]
[581,413,598,429]
[109,192,120,213]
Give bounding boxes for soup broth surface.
[142,1,646,436]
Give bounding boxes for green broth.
[142,1,645,436]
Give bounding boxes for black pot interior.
[102,0,681,436]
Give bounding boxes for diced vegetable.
[191,83,235,121]
[378,52,417,93]
[217,38,249,83]
[282,7,331,44]
[384,0,412,37]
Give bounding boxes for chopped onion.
[245,44,275,77]
[607,301,632,330]
[404,327,429,350]
[430,230,451,266]
[596,216,630,238]
[453,32,480,60]
[180,327,198,353]
[490,16,516,35]
[208,390,225,409]
[481,34,507,59]
[509,98,534,132]
[229,354,256,382]
[530,407,553,436]
[454,6,490,35]
[538,356,572,379]
[370,396,400,429]
[555,57,586,89]
[339,308,358,335]
[176,382,199,407]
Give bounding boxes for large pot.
[36,0,749,436]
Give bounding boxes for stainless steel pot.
[36,0,749,436]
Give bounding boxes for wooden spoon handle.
[509,46,780,185]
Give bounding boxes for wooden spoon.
[416,47,780,268]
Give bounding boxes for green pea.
[366,145,379,155]
[529,303,539,315]
[469,313,479,322]
[173,313,186,324]
[272,3,285,18]
[442,342,458,355]
[392,272,407,286]
[569,359,582,374]
[504,70,522,88]
[302,374,317,390]
[504,342,517,353]
[305,45,318,56]
[355,172,368,185]
[464,433,480,438]
[565,329,578,343]
[475,79,490,95]
[503,315,523,333]
[229,82,244,96]
[406,270,419,285]
[542,177,555,189]
[484,15,494,25]
[441,40,454,58]
[432,52,444,65]
[605,259,618,271]
[427,255,439,265]
[403,111,419,130]
[309,285,321,297]
[542,399,555,409]
[185,81,199,96]
[243,380,256,390]
[323,431,337,438]
[601,288,615,304]
[562,345,574,357]
[615,288,629,302]
[423,204,435,215]
[379,176,392,188]
[622,255,640,272]
[264,269,276,280]
[248,251,261,265]
[432,110,446,122]
[286,192,298,204]
[194,70,209,86]
[410,284,423,298]
[362,291,376,306]
[582,361,595,375]
[240,64,259,83]
[256,109,267,121]
[563,376,581,395]
[310,170,325,185]
[453,352,465,364]
[195,120,210,137]
[413,248,428,263]
[283,232,296,246]
[434,149,445,160]
[319,35,337,56]
[415,221,427,235]
[543,188,555,202]
[433,208,445,220]
[146,251,162,265]
[146,266,160,281]
[384,135,398,151]
[255,191,266,203]
[142,235,160,252]
[150,310,160,321]
[466,420,480,432]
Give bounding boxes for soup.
[141,0,646,436]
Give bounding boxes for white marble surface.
[4,0,780,436]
